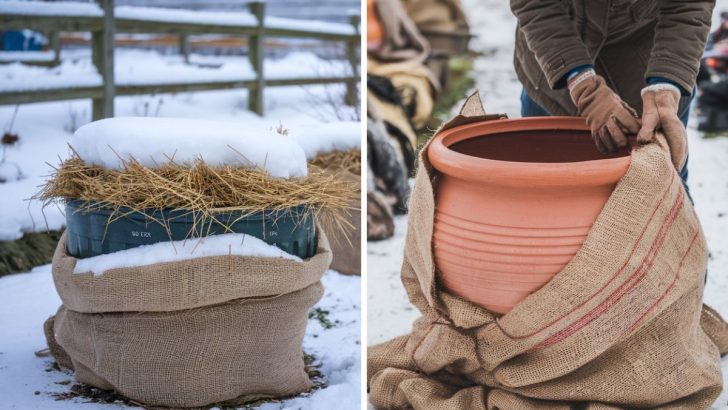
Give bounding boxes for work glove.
[636,83,687,171]
[568,69,641,153]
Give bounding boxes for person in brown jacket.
[512,0,715,197]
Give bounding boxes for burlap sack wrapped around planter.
[321,170,361,276]
[45,228,331,408]
[368,92,728,409]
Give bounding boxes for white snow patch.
[0,1,102,17]
[71,117,309,178]
[0,60,102,93]
[265,16,357,36]
[292,121,362,159]
[0,50,55,63]
[74,232,300,276]
[115,6,257,27]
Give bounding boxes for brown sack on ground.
[369,0,430,63]
[369,59,439,131]
[368,92,728,409]
[46,230,331,408]
[321,169,361,276]
[400,0,468,35]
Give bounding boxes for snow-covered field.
[0,44,360,408]
[368,1,728,409]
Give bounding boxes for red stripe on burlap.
[497,171,677,340]
[529,190,685,351]
[625,230,700,335]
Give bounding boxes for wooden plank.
[116,76,356,95]
[263,27,357,42]
[91,0,115,120]
[247,1,265,115]
[0,86,103,105]
[114,18,257,35]
[0,76,355,106]
[265,76,357,87]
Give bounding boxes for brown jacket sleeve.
[646,0,716,93]
[510,0,593,89]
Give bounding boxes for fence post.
[345,14,360,107]
[91,0,115,120]
[49,31,61,66]
[247,1,265,115]
[179,34,190,64]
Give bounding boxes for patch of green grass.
[0,230,63,277]
[308,307,336,329]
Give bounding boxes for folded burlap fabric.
[368,92,728,409]
[46,229,331,408]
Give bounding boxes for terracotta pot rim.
[428,116,632,188]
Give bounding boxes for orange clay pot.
[428,117,631,314]
[367,0,383,51]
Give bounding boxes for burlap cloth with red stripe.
[368,92,728,409]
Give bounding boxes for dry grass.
[310,149,361,174]
[36,153,358,237]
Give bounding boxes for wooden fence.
[0,1,360,118]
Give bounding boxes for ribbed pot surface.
[428,117,631,314]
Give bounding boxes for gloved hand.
[568,69,641,153]
[636,83,687,170]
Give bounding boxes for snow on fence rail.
[0,0,360,117]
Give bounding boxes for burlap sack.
[369,0,430,64]
[400,0,469,35]
[323,170,361,276]
[46,229,331,408]
[369,59,439,130]
[368,92,728,409]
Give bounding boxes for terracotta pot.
[428,117,631,314]
[367,0,383,51]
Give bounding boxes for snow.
[292,121,362,159]
[0,2,356,36]
[265,16,357,36]
[0,1,103,17]
[0,265,360,410]
[72,117,309,178]
[115,5,257,26]
[74,233,300,276]
[368,1,728,409]
[0,60,102,93]
[0,51,55,64]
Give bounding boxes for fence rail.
[0,1,360,118]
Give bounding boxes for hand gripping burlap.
[45,227,332,408]
[367,92,728,409]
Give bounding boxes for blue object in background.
[1,30,46,51]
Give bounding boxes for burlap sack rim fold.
[52,224,332,313]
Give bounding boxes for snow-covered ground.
[368,1,728,408]
[0,265,361,410]
[0,42,360,408]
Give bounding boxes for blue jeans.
[520,89,693,202]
